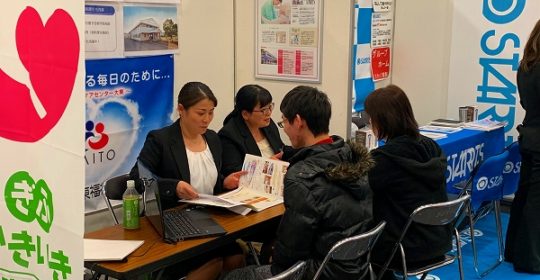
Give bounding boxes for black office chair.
[265,261,307,280]
[376,195,470,280]
[101,174,146,225]
[313,221,386,280]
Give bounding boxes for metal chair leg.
[247,241,261,266]
[469,201,503,277]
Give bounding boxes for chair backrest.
[502,141,521,196]
[103,174,132,200]
[266,261,306,280]
[313,221,386,280]
[410,194,471,226]
[377,195,471,280]
[470,150,508,211]
[102,174,144,225]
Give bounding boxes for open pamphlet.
[84,239,144,261]
[181,154,289,215]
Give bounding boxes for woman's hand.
[176,180,199,200]
[271,151,284,160]
[223,170,248,190]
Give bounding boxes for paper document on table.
[180,194,252,215]
[420,125,462,134]
[420,131,448,140]
[463,118,507,131]
[84,239,144,261]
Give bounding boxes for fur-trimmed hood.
[287,136,373,199]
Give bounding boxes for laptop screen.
[137,161,168,241]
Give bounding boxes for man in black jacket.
[222,86,374,280]
[271,86,373,280]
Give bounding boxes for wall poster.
[256,0,323,82]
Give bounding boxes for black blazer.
[218,115,284,176]
[130,119,224,209]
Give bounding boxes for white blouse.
[257,138,275,158]
[185,144,218,195]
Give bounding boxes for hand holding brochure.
[181,154,289,214]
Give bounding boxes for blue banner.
[84,55,174,212]
[352,4,375,112]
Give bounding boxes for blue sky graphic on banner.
[352,4,374,112]
[84,55,174,212]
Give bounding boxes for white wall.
[392,0,452,125]
[234,0,355,140]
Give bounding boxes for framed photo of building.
[255,0,323,83]
[123,3,178,57]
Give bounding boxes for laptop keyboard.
[164,210,202,238]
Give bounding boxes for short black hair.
[280,85,330,136]
[177,82,217,109]
[364,84,419,140]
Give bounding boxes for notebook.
[137,161,227,244]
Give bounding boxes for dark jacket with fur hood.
[271,136,374,280]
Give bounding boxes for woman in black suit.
[131,81,245,280]
[218,84,284,176]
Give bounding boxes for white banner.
[447,0,540,145]
[0,2,84,279]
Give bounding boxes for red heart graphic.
[0,6,79,142]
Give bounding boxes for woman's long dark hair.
[223,84,272,125]
[521,19,540,72]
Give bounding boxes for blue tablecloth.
[435,127,505,193]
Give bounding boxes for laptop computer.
[137,161,227,244]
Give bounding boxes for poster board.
[255,0,323,82]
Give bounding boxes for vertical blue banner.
[352,4,375,112]
[84,55,174,212]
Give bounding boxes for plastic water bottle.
[123,180,140,230]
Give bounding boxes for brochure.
[463,118,507,131]
[181,154,289,214]
[420,125,462,134]
[420,131,448,140]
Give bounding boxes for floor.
[424,210,540,280]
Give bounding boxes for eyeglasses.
[277,121,284,128]
[252,103,274,115]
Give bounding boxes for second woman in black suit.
[218,84,284,176]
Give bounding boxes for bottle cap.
[127,180,135,188]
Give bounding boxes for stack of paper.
[429,118,464,128]
[420,125,462,134]
[420,131,448,140]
